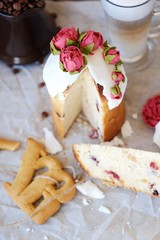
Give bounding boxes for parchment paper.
[0,1,160,239]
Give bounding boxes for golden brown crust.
[93,73,125,141]
[101,99,125,141]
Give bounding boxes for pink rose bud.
[112,70,125,84]
[110,85,122,99]
[80,30,104,54]
[60,46,86,73]
[50,27,78,52]
[104,48,120,64]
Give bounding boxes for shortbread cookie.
[3,138,76,224]
[0,138,21,151]
[73,144,160,197]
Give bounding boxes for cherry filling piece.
[105,170,120,181]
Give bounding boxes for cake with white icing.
[43,27,127,141]
[73,144,160,197]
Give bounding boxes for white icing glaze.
[43,54,83,97]
[86,48,127,109]
[43,48,127,110]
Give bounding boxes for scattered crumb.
[98,205,111,214]
[76,180,105,199]
[82,198,90,206]
[121,120,133,138]
[38,82,46,88]
[43,127,63,154]
[153,121,160,148]
[43,235,49,240]
[101,136,125,147]
[132,113,138,119]
[25,227,31,232]
[41,111,49,119]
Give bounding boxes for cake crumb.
[43,235,49,240]
[101,136,125,147]
[121,120,133,138]
[132,113,138,119]
[82,198,90,206]
[98,205,111,214]
[25,227,31,232]
[38,82,46,88]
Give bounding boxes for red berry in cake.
[60,46,87,73]
[89,129,99,139]
[79,30,104,54]
[150,162,158,170]
[105,170,120,181]
[50,27,78,54]
[90,155,99,166]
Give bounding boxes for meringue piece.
[101,136,125,147]
[98,205,111,214]
[76,180,105,199]
[121,120,133,138]
[153,121,160,148]
[43,127,63,154]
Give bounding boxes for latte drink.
[101,0,156,62]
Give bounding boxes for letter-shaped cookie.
[3,138,76,224]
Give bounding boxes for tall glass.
[101,0,157,63]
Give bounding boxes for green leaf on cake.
[66,38,77,47]
[79,32,87,42]
[59,61,66,72]
[83,56,88,66]
[116,60,123,66]
[103,40,108,48]
[50,41,60,55]
[105,55,115,64]
[110,85,121,96]
[81,43,94,55]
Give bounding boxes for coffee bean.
[0,0,45,16]
[13,2,21,11]
[0,1,4,9]
[28,2,35,8]
[36,1,44,8]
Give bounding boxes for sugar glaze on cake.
[43,28,127,141]
[43,48,127,110]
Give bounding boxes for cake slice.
[73,144,160,197]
